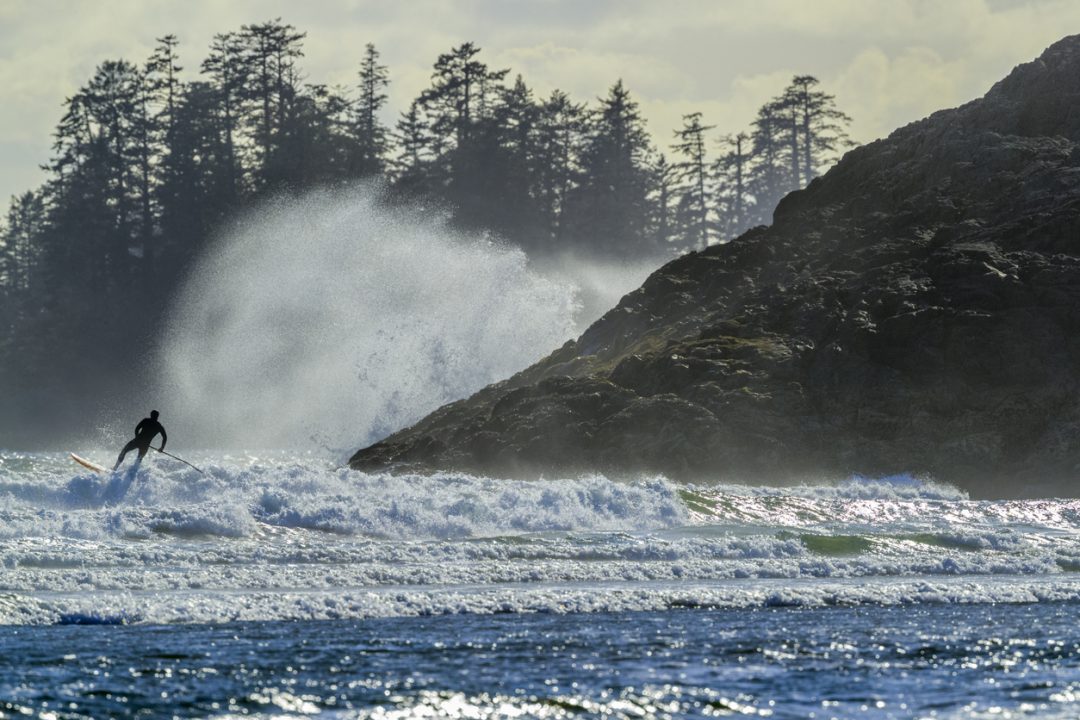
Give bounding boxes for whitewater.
[3,452,1080,623]
[3,453,1080,717]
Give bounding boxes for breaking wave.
[2,452,1080,624]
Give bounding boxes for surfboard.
[70,452,110,474]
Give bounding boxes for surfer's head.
[150,410,159,420]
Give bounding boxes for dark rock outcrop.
[352,37,1080,497]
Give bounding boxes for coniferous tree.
[671,112,715,251]
[534,89,585,247]
[0,192,51,395]
[420,43,504,150]
[131,63,163,272]
[564,80,656,257]
[157,80,229,269]
[775,95,802,191]
[391,99,435,199]
[146,34,184,260]
[286,83,354,183]
[0,192,46,296]
[147,35,182,136]
[419,43,508,202]
[651,154,677,253]
[352,43,390,177]
[201,32,249,199]
[50,60,146,294]
[413,43,510,230]
[784,75,853,181]
[748,100,789,227]
[481,74,545,249]
[238,19,306,189]
[713,131,754,238]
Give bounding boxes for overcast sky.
[2,0,1078,205]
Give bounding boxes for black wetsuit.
[114,418,167,470]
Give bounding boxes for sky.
[1,0,1079,206]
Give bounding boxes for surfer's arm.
[134,419,146,435]
[159,427,167,450]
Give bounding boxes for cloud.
[1,0,1079,204]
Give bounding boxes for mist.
[157,186,650,454]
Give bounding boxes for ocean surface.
[2,451,1080,718]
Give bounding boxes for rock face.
[352,37,1080,497]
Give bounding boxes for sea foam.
[2,452,1080,625]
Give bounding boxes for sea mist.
[159,186,581,453]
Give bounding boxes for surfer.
[113,410,167,471]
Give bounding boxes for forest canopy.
[0,18,853,447]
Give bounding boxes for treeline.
[0,18,852,446]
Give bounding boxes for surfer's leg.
[133,442,151,466]
[114,440,139,471]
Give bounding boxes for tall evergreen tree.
[784,75,853,181]
[145,33,184,258]
[419,42,506,150]
[157,81,227,269]
[713,131,754,239]
[564,80,656,257]
[748,100,789,227]
[201,32,249,199]
[533,89,585,246]
[651,153,677,252]
[147,35,183,137]
[0,191,47,296]
[391,99,435,199]
[285,83,354,184]
[416,43,509,224]
[49,60,146,293]
[775,94,802,191]
[671,112,716,251]
[352,43,390,177]
[238,19,306,189]
[479,74,545,248]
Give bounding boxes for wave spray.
[159,186,580,452]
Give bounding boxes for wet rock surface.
[352,36,1080,497]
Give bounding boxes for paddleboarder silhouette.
[114,410,167,471]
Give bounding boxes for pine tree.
[157,80,234,270]
[201,32,249,199]
[651,154,677,252]
[415,43,509,225]
[353,43,390,177]
[51,60,146,292]
[565,80,656,257]
[391,99,435,199]
[0,192,46,296]
[784,75,853,181]
[671,112,716,251]
[534,89,585,247]
[286,83,354,184]
[145,34,184,252]
[474,74,544,248]
[713,131,754,238]
[748,100,788,226]
[130,61,163,269]
[420,42,507,150]
[237,19,306,189]
[147,35,183,137]
[775,94,802,191]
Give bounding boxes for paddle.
[153,447,205,475]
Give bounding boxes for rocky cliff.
[351,36,1080,497]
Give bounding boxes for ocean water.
[2,451,1080,718]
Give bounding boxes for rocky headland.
[352,36,1080,497]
